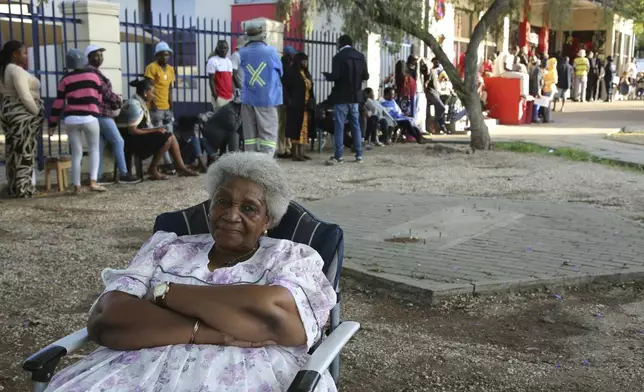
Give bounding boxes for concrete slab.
[305,192,644,301]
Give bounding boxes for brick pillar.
[61,0,122,95]
[366,33,382,98]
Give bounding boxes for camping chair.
[22,200,358,392]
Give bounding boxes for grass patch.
[494,141,644,172]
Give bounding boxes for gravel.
[1,143,644,391]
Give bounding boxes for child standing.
[49,49,106,193]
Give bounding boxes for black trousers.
[587,74,599,101]
[366,115,390,142]
[396,119,422,142]
[605,79,614,101]
[202,126,241,156]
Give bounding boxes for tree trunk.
[462,0,509,150]
[465,96,490,150]
[362,0,509,148]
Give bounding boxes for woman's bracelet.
[189,319,201,344]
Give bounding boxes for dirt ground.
[2,144,644,391]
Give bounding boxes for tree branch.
[463,0,510,102]
[354,0,466,98]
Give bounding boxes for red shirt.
[206,56,234,100]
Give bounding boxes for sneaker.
[117,173,142,184]
[97,174,115,185]
[355,156,363,163]
[325,157,344,166]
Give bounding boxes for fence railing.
[0,1,415,166]
[380,41,412,91]
[0,0,80,168]
[120,9,340,117]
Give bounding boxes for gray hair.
[204,152,292,228]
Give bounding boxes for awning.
[0,17,62,47]
[0,18,161,47]
[120,25,161,45]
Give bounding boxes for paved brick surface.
[305,192,644,299]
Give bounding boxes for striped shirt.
[86,65,122,118]
[49,70,102,127]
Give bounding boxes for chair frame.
[23,201,358,392]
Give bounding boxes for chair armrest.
[287,321,360,392]
[23,328,89,382]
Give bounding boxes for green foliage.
[495,142,644,171]
[611,0,644,26]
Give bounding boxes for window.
[454,9,473,40]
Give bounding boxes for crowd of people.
[3,20,449,198]
[478,46,642,123]
[7,18,639,198]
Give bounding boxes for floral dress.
[47,232,338,392]
[296,70,312,145]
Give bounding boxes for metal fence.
[0,1,372,164]
[120,8,340,118]
[0,0,80,167]
[380,40,412,91]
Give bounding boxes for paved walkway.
[436,100,644,164]
[306,192,644,301]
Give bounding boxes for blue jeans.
[333,103,362,160]
[201,137,217,157]
[97,117,127,177]
[531,102,541,122]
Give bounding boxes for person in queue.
[200,89,243,158]
[363,87,395,145]
[117,79,197,180]
[0,40,44,198]
[323,34,369,165]
[231,34,247,90]
[380,87,424,143]
[394,60,417,118]
[85,45,140,185]
[277,45,297,159]
[284,52,315,161]
[144,41,176,174]
[45,152,337,392]
[573,49,589,102]
[49,49,106,194]
[239,21,283,155]
[553,56,573,112]
[422,57,448,134]
[206,40,234,112]
[604,56,617,102]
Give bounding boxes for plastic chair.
[22,200,358,392]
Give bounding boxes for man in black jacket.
[323,34,369,165]
[586,51,599,102]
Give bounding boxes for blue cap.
[155,42,173,55]
[65,48,86,70]
[283,45,296,56]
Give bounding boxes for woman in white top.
[0,40,44,198]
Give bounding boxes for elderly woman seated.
[46,152,337,391]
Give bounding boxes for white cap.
[85,44,105,58]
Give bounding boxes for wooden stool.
[44,156,72,192]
